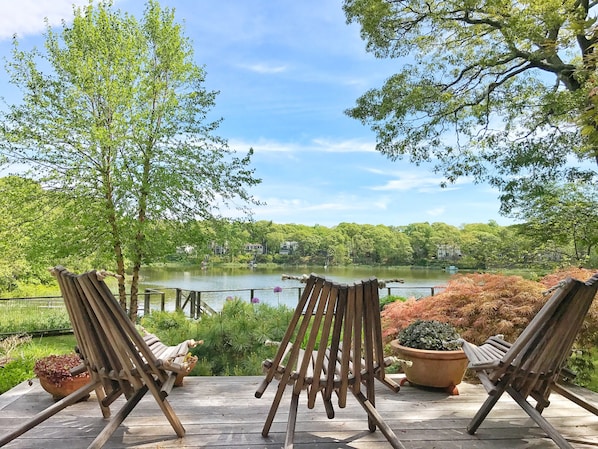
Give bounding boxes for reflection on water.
[138,266,454,312]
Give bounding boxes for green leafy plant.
[379,294,407,311]
[397,319,461,351]
[140,300,294,376]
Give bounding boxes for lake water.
[138,266,454,312]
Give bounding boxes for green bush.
[138,309,199,346]
[140,300,294,376]
[379,294,407,311]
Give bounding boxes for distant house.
[211,241,228,255]
[176,245,196,255]
[244,243,265,254]
[437,244,462,261]
[279,241,299,255]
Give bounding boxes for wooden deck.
[1,374,598,448]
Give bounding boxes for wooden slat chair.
[459,272,598,449]
[255,274,406,449]
[0,266,198,449]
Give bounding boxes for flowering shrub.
[33,353,88,387]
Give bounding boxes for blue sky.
[0,0,514,227]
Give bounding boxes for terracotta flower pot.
[390,340,468,395]
[34,353,91,401]
[38,373,91,401]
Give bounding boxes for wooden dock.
[1,374,598,448]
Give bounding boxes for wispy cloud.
[367,168,476,193]
[311,138,376,153]
[240,63,288,74]
[371,175,449,192]
[0,0,94,40]
[230,137,376,154]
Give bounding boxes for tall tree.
[0,1,259,319]
[344,0,598,212]
[512,182,598,264]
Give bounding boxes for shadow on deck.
[1,374,598,448]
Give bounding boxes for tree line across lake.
[166,219,597,273]
[1,176,596,296]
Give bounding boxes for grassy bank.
[0,334,77,394]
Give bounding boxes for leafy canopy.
[343,0,598,213]
[0,0,260,318]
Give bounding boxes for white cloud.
[241,63,288,74]
[229,137,376,154]
[371,175,448,192]
[311,138,375,153]
[0,0,95,40]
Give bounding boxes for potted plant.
[390,319,468,395]
[33,353,91,400]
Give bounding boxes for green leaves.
[0,1,260,319]
[344,0,597,210]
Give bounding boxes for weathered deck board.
[1,374,598,448]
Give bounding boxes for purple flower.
[226,296,234,301]
[273,286,282,293]
[251,297,260,304]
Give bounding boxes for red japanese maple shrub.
[381,273,545,345]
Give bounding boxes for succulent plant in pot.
[396,319,462,351]
[33,353,91,401]
[390,319,468,395]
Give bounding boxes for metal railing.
[0,284,445,336]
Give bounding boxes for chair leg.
[262,379,288,437]
[508,387,574,449]
[353,390,407,449]
[0,381,98,447]
[467,381,508,434]
[366,378,376,432]
[552,382,598,416]
[284,392,300,449]
[147,383,186,437]
[88,385,149,449]
[321,390,335,419]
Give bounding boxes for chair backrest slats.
[293,279,333,395]
[338,283,355,407]
[307,283,339,408]
[263,275,319,386]
[488,276,598,398]
[324,283,347,401]
[259,274,397,406]
[500,279,578,370]
[352,281,364,394]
